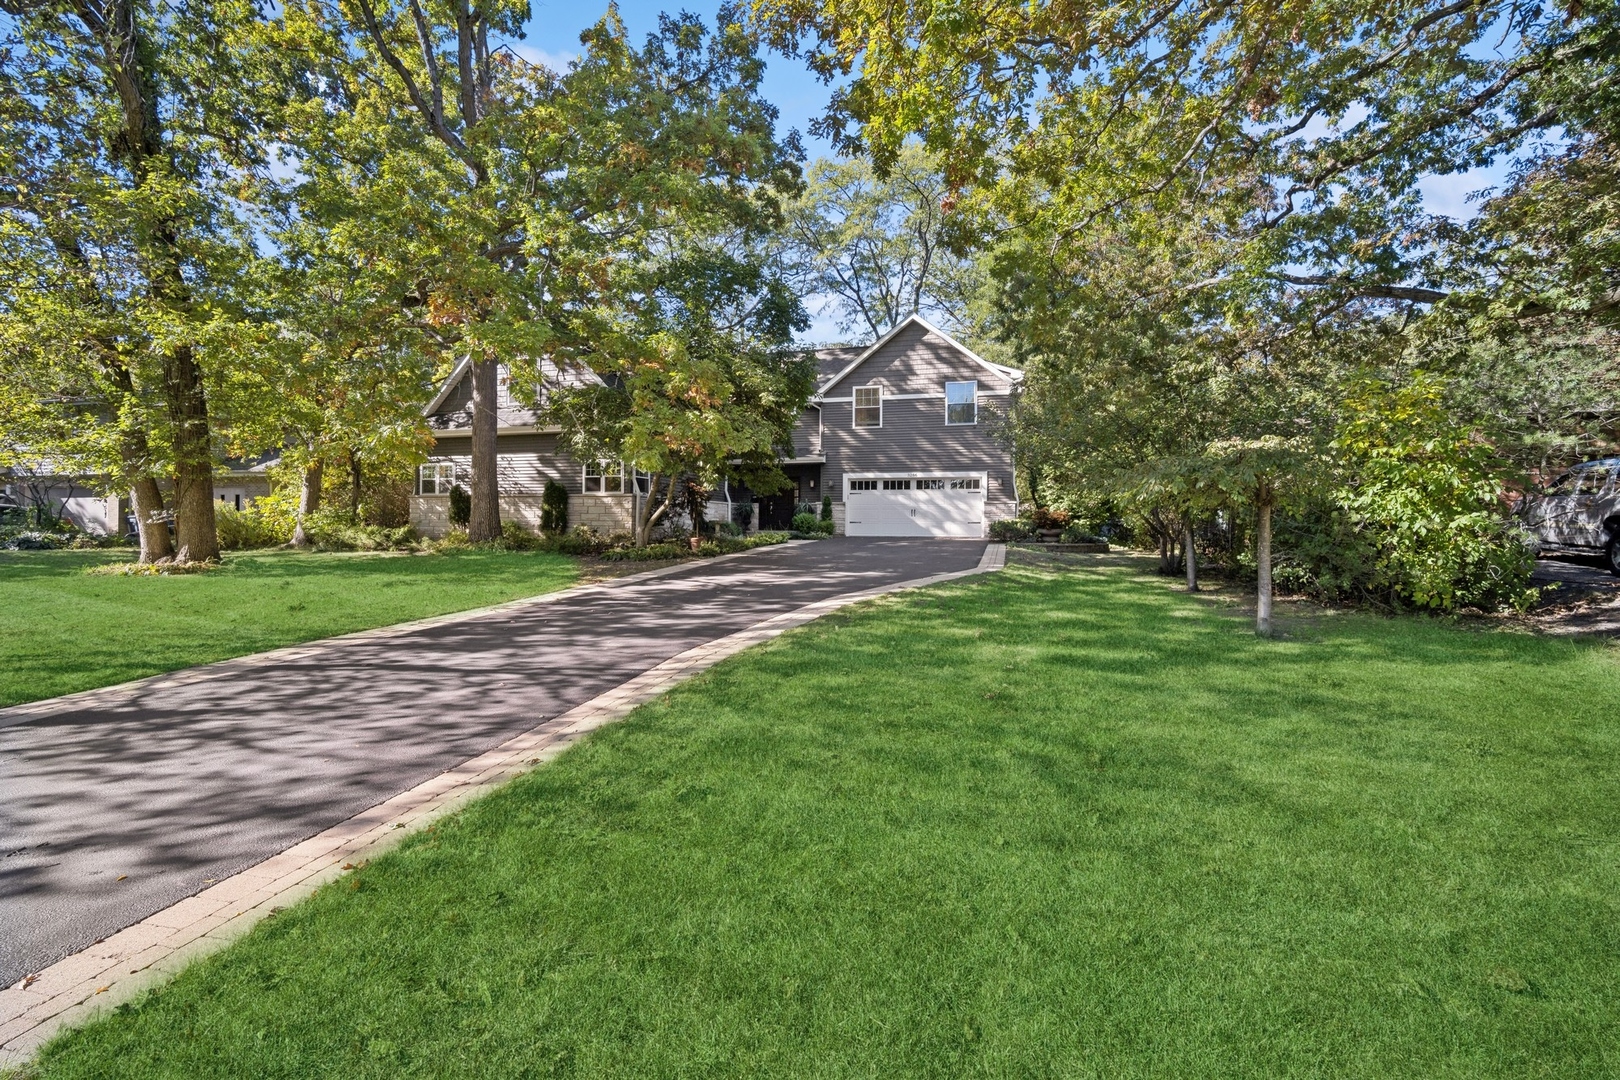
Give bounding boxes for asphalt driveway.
[0,538,986,988]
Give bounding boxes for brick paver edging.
[0,543,1006,1065]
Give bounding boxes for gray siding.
[818,322,1019,522]
[788,407,822,459]
[427,367,549,431]
[425,432,599,497]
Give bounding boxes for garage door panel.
[845,476,985,537]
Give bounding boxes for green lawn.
[29,560,1620,1078]
[0,549,578,707]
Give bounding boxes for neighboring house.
[408,314,1022,539]
[1,455,274,536]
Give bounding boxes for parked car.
[1518,458,1620,573]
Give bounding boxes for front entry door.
[759,492,796,530]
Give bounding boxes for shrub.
[601,542,687,562]
[820,495,833,522]
[541,479,569,533]
[498,520,541,551]
[215,504,287,550]
[989,519,1033,542]
[1,522,130,550]
[552,525,608,556]
[448,485,471,527]
[431,528,473,552]
[1029,507,1071,530]
[1059,522,1105,544]
[791,512,819,533]
[732,501,753,531]
[599,531,791,561]
[304,512,419,551]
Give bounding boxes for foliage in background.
[780,146,979,341]
[1329,374,1536,611]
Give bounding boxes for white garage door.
[844,475,986,537]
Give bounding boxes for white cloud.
[1417,162,1508,221]
[501,41,579,73]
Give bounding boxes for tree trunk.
[467,356,501,542]
[291,459,324,547]
[1184,513,1199,592]
[163,342,218,562]
[117,420,173,564]
[129,476,172,564]
[635,474,678,546]
[1256,497,1273,637]
[349,449,363,521]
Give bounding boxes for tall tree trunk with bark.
[1184,513,1199,592]
[349,449,363,520]
[291,459,324,547]
[163,341,218,561]
[101,7,220,561]
[1255,491,1273,636]
[106,359,174,564]
[468,356,501,542]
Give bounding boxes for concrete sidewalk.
[0,538,988,991]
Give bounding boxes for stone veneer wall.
[410,495,450,537]
[568,494,634,535]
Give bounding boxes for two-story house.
[408,314,1021,538]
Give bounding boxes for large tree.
[782,146,975,341]
[277,3,801,543]
[1,0,279,561]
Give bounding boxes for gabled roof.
[813,314,1023,399]
[422,359,472,416]
[422,358,605,420]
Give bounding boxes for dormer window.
[854,385,882,428]
[945,381,977,425]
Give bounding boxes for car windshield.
[1546,472,1583,496]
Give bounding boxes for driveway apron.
[0,538,985,987]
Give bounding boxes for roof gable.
[814,314,1022,399]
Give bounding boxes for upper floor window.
[854,385,882,428]
[945,381,977,425]
[583,461,625,494]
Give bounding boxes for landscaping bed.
[27,561,1620,1077]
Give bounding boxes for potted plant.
[1029,507,1070,542]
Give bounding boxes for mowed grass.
[0,549,578,707]
[29,561,1620,1078]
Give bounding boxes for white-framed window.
[854,385,882,428]
[849,479,878,492]
[417,462,458,495]
[881,478,911,490]
[948,477,981,490]
[945,380,977,425]
[583,461,625,494]
[916,478,945,490]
